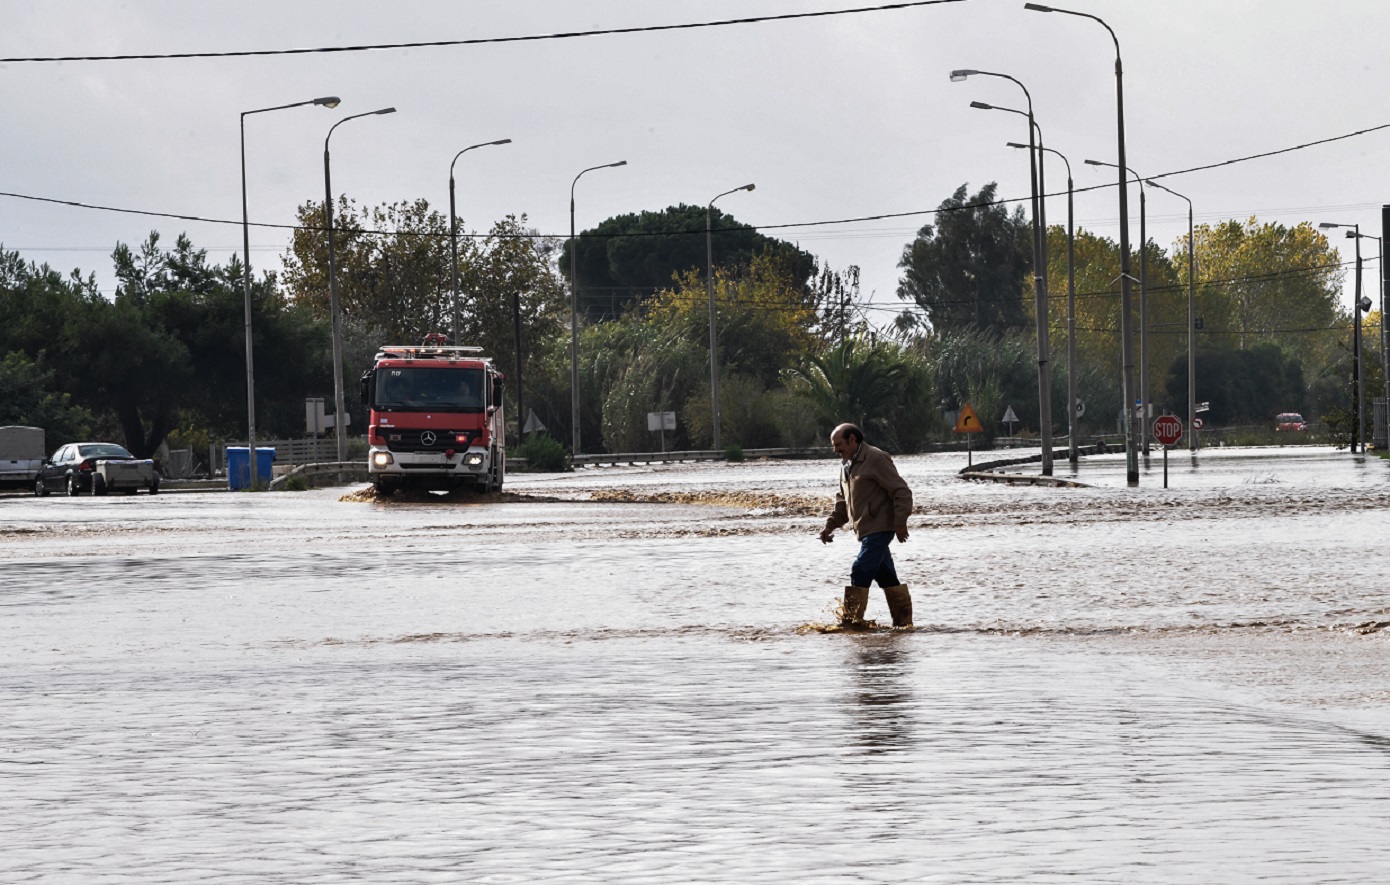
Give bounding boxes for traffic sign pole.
[1152,415,1184,488]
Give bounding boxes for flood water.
[4,446,1390,882]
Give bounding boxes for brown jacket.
[825,442,913,540]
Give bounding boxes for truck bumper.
[367,446,490,489]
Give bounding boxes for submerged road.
[3,447,1389,882]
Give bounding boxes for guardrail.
[570,446,825,467]
[268,461,370,490]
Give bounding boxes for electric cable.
[0,1,965,64]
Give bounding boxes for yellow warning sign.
[954,402,981,434]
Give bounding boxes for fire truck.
[359,336,505,495]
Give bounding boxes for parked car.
[1275,412,1307,432]
[35,443,159,497]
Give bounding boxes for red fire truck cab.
[360,341,505,495]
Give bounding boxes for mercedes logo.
[420,431,437,446]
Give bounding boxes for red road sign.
[1153,415,1184,446]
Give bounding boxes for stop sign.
[1153,415,1184,446]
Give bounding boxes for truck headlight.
[463,452,484,467]
[371,451,394,467]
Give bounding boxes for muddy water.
[4,448,1390,882]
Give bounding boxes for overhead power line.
[3,120,1390,240]
[0,1,965,64]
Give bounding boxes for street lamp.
[1086,159,1149,454]
[324,106,396,464]
[1011,140,1076,462]
[1143,178,1197,453]
[1352,231,1384,449]
[1027,2,1138,484]
[1321,222,1372,453]
[569,160,627,455]
[706,182,755,452]
[449,139,512,347]
[239,95,340,489]
[956,69,1053,475]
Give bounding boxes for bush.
[724,443,744,462]
[514,433,569,472]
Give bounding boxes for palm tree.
[785,338,916,447]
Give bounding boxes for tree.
[454,215,570,398]
[1041,225,1179,431]
[282,201,570,433]
[915,328,1035,442]
[1186,219,1344,361]
[562,204,816,320]
[99,232,331,454]
[0,351,93,446]
[1165,343,1304,425]
[560,252,823,452]
[896,182,1032,336]
[281,197,454,342]
[784,337,935,452]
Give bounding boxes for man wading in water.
[819,423,914,629]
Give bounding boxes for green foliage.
[282,203,568,433]
[0,351,93,447]
[918,328,1035,442]
[724,443,744,462]
[784,337,935,452]
[569,252,824,452]
[1322,404,1354,450]
[278,474,310,492]
[1188,219,1343,360]
[1164,343,1305,425]
[514,432,569,472]
[896,183,1032,337]
[562,204,816,319]
[282,197,454,342]
[0,235,329,457]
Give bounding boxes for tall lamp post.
[706,183,755,452]
[1143,178,1197,452]
[240,95,340,488]
[1086,159,1148,453]
[954,68,1052,475]
[1011,140,1075,462]
[449,139,512,346]
[1356,232,1384,449]
[1027,2,1137,484]
[1382,206,1390,449]
[569,160,627,455]
[325,107,397,463]
[1322,222,1372,453]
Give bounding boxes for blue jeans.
[850,531,900,588]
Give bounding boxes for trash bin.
[227,446,276,490]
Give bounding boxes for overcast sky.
[4,0,1388,327]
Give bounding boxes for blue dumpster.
[227,446,276,490]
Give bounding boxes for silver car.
[35,442,159,497]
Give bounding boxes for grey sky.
[3,0,1387,325]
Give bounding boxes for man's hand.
[819,526,835,544]
[896,526,910,543]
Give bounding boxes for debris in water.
[339,487,565,504]
[589,488,826,515]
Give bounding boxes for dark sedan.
[35,443,159,496]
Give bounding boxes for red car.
[1275,412,1306,432]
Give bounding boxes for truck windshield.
[375,366,484,411]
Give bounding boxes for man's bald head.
[830,423,863,460]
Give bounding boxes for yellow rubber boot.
[884,585,913,629]
[840,585,870,628]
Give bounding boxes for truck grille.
[383,429,477,452]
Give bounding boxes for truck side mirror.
[490,377,503,412]
[359,371,372,406]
